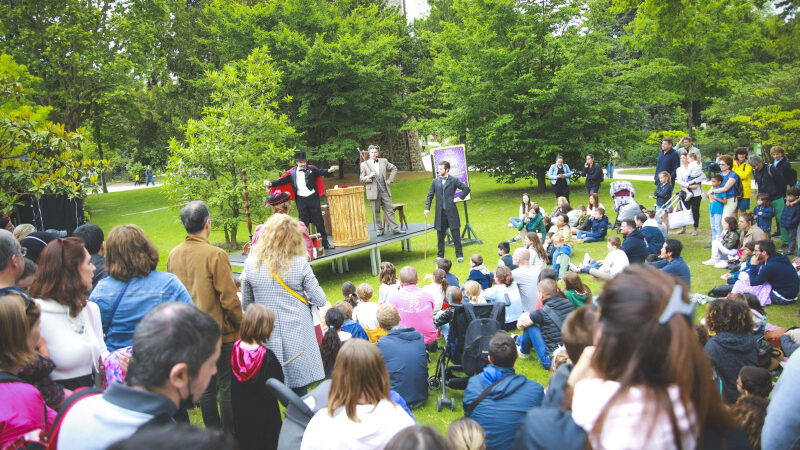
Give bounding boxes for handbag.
[668,200,694,229]
[268,262,323,343]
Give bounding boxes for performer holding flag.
[265,151,338,249]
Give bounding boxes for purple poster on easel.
[432,145,471,201]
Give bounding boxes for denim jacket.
[547,163,573,185]
[89,271,194,351]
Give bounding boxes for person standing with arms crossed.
[359,145,406,236]
[425,161,471,263]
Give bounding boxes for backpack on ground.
[461,302,504,376]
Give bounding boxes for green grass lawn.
[84,171,800,434]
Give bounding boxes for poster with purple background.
[432,145,471,201]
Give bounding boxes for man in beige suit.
[360,145,405,236]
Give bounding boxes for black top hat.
[21,231,57,263]
[294,151,307,161]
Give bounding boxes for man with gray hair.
[511,248,540,312]
[55,302,222,450]
[167,200,241,434]
[360,145,405,236]
[0,229,24,289]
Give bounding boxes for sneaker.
[508,223,515,228]
[568,263,581,273]
[582,253,593,266]
[457,257,465,263]
[714,260,730,269]
[511,235,522,242]
[702,259,718,265]
[517,344,529,359]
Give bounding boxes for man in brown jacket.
[167,200,241,434]
[360,145,405,236]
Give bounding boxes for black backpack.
[733,172,744,200]
[461,302,504,376]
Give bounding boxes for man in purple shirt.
[388,266,437,349]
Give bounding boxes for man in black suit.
[265,151,339,249]
[425,160,471,263]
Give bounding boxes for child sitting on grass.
[550,234,572,280]
[466,254,493,289]
[560,272,592,308]
[352,283,384,343]
[334,301,368,340]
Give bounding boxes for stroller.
[428,301,505,412]
[610,180,643,229]
[266,378,332,450]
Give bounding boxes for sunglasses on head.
[0,286,34,313]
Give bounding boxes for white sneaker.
[568,263,581,273]
[583,253,592,266]
[702,259,718,265]
[714,260,731,269]
[684,191,693,201]
[508,223,515,228]
[517,344,529,359]
[720,274,729,280]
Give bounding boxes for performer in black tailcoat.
[425,160,471,263]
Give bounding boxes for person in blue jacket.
[463,332,543,450]
[655,138,680,185]
[648,239,691,289]
[375,303,428,407]
[619,219,649,264]
[749,239,799,305]
[575,208,608,243]
[762,350,800,449]
[635,213,664,255]
[547,155,573,201]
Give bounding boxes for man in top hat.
[359,145,405,236]
[264,151,338,249]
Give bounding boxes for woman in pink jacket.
[0,290,57,448]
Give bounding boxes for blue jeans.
[576,231,604,242]
[607,162,613,179]
[710,213,722,242]
[509,217,522,228]
[518,325,551,370]
[146,175,155,186]
[771,290,797,305]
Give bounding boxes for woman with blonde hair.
[300,339,415,449]
[446,417,486,450]
[29,238,107,390]
[90,224,193,351]
[242,213,327,396]
[462,280,484,304]
[0,292,57,448]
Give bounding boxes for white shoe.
[702,259,718,265]
[720,274,729,280]
[714,260,731,269]
[508,223,515,228]
[569,263,581,273]
[684,191,693,201]
[517,344,529,359]
[583,253,592,266]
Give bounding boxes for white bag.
[668,201,694,229]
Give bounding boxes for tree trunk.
[224,226,231,245]
[230,223,238,249]
[96,137,108,193]
[537,166,548,193]
[338,157,344,179]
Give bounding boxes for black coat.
[270,165,332,198]
[622,229,649,264]
[752,164,781,201]
[582,163,604,188]
[529,296,574,354]
[704,331,758,403]
[426,175,471,230]
[231,349,285,450]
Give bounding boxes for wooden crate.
[327,186,369,247]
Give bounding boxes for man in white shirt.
[265,151,339,249]
[511,248,541,312]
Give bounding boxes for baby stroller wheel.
[428,375,440,390]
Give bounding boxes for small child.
[550,234,572,280]
[517,202,546,242]
[466,254,493,289]
[737,366,773,398]
[334,301,368,340]
[446,418,487,450]
[497,241,516,269]
[566,205,584,228]
[352,283,384,343]
[321,307,350,378]
[752,193,775,236]
[423,268,448,313]
[341,281,359,308]
[703,216,739,266]
[682,152,704,199]
[575,207,608,243]
[708,174,727,242]
[730,395,769,450]
[560,272,592,308]
[462,280,485,304]
[781,186,800,254]
[654,171,674,208]
[231,304,284,450]
[378,262,401,303]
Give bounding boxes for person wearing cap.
[251,192,315,261]
[359,145,405,237]
[20,231,57,264]
[264,151,338,249]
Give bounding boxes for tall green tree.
[164,47,294,247]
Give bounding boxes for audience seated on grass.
[388,266,437,347]
[462,280,485,304]
[335,301,368,341]
[322,307,350,379]
[703,299,758,403]
[761,350,800,449]
[481,266,522,331]
[703,216,740,267]
[446,418,486,450]
[560,272,592,308]
[524,232,549,272]
[422,268,448,313]
[647,239,691,289]
[745,239,799,305]
[542,305,599,409]
[301,339,415,450]
[352,283,384,343]
[378,262,401,304]
[511,248,541,313]
[466,254,494,289]
[514,279,575,370]
[575,236,629,281]
[341,281,359,308]
[550,234,572,280]
[436,258,459,288]
[462,332,543,450]
[55,303,222,450]
[496,241,517,270]
[634,212,664,255]
[575,207,608,243]
[618,219,648,264]
[375,303,428,408]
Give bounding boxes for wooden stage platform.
[229,222,434,276]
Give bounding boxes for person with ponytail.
[321,308,349,379]
[481,266,522,331]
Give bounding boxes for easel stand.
[445,201,482,247]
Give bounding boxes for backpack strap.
[0,371,26,383]
[541,305,565,333]
[465,372,514,417]
[47,388,102,449]
[103,281,131,340]
[491,301,505,321]
[463,302,477,322]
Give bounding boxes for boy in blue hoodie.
[550,234,572,280]
[575,208,608,243]
[753,193,776,236]
[780,187,800,254]
[466,254,493,289]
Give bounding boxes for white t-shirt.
[301,399,415,450]
[35,299,107,380]
[378,282,401,304]
[600,249,629,278]
[352,301,380,330]
[572,378,697,450]
[423,283,446,313]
